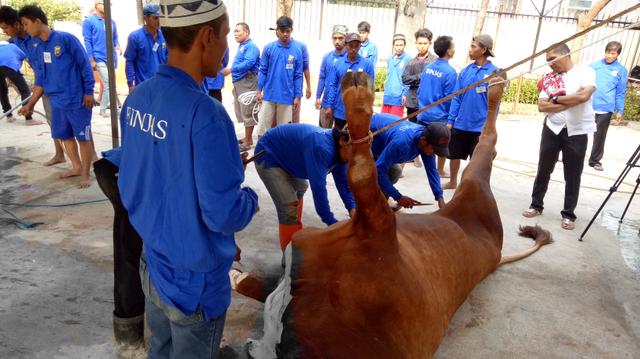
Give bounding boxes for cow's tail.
[498,225,553,266]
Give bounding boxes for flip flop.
[239,143,252,152]
[593,164,603,171]
[522,208,542,218]
[561,218,575,230]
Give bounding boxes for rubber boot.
[279,223,303,250]
[296,198,304,224]
[113,312,144,347]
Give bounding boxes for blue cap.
[143,4,161,17]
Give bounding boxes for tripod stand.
[579,142,640,241]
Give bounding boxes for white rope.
[490,20,640,87]
[237,90,261,126]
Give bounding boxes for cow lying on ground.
[233,72,552,358]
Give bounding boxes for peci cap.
[269,16,293,31]
[143,4,161,16]
[345,32,361,43]
[473,34,495,57]
[393,33,406,42]
[424,122,451,157]
[159,0,227,28]
[95,0,104,4]
[332,24,348,36]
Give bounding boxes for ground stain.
[599,211,640,273]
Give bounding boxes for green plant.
[503,77,540,105]
[9,0,82,23]
[624,84,640,122]
[375,67,386,93]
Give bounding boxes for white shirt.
[540,64,597,136]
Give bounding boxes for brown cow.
[234,72,552,358]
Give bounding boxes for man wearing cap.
[357,21,378,67]
[124,3,167,93]
[83,0,121,117]
[381,33,411,117]
[117,1,259,356]
[255,16,303,136]
[325,32,375,129]
[204,47,229,102]
[225,22,260,151]
[402,28,437,119]
[316,25,347,128]
[444,34,499,190]
[370,113,448,209]
[255,124,355,250]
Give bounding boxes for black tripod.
[579,142,640,241]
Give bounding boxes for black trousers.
[588,112,612,167]
[0,66,31,118]
[208,89,222,102]
[530,125,588,221]
[94,159,145,319]
[406,107,418,123]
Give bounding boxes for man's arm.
[375,146,402,201]
[615,67,628,117]
[305,151,338,225]
[82,20,95,66]
[69,35,96,108]
[18,85,44,116]
[256,46,269,103]
[232,44,259,74]
[402,60,421,87]
[123,33,137,88]
[554,86,595,107]
[538,97,569,113]
[331,163,356,212]
[447,74,462,127]
[420,153,444,201]
[316,55,328,106]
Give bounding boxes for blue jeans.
[140,255,226,359]
[255,162,308,225]
[96,62,110,110]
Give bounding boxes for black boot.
[113,313,144,347]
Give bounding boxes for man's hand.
[241,152,249,171]
[18,102,33,117]
[90,59,97,71]
[437,197,446,209]
[315,99,321,110]
[221,68,231,76]
[305,87,312,99]
[255,90,263,104]
[396,196,421,209]
[83,95,96,109]
[402,96,406,106]
[128,85,134,94]
[446,123,452,130]
[615,113,623,125]
[117,46,123,56]
[325,108,333,119]
[293,97,300,111]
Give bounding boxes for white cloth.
[540,64,597,136]
[159,0,226,28]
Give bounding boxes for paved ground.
[1,93,639,358]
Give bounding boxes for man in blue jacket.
[381,33,411,117]
[444,34,499,190]
[83,0,121,117]
[325,32,375,129]
[316,24,347,128]
[124,4,167,93]
[255,124,354,249]
[227,22,260,151]
[19,5,96,189]
[255,16,303,136]
[417,35,457,177]
[370,113,449,209]
[0,41,40,124]
[588,41,628,171]
[205,48,229,102]
[358,21,378,67]
[117,1,259,357]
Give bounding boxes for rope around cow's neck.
[368,2,640,139]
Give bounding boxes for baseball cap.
[345,32,361,43]
[423,122,450,157]
[143,4,160,17]
[270,16,293,31]
[332,25,348,36]
[473,34,495,57]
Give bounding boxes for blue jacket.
[255,124,355,225]
[32,31,95,109]
[205,48,229,91]
[231,38,260,82]
[258,40,303,105]
[0,42,26,73]
[417,58,457,124]
[124,27,167,87]
[118,65,258,319]
[591,59,628,114]
[326,55,375,120]
[11,35,40,78]
[383,52,411,106]
[370,113,443,201]
[316,50,346,109]
[82,13,119,63]
[102,147,122,167]
[359,39,378,67]
[292,39,310,71]
[448,61,499,132]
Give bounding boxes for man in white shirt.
[522,43,596,230]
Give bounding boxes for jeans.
[140,255,226,359]
[256,162,308,225]
[93,159,145,319]
[530,125,588,221]
[588,112,612,167]
[96,62,110,110]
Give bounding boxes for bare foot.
[7,116,15,123]
[25,119,44,126]
[44,156,66,166]
[78,175,92,189]
[58,168,81,179]
[439,171,450,178]
[442,181,457,190]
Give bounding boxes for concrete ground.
[1,92,639,358]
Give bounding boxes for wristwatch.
[551,96,559,104]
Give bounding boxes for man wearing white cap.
[117,1,259,357]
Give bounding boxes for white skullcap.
[159,0,226,28]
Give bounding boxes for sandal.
[593,164,603,171]
[561,218,575,230]
[239,143,252,152]
[522,208,542,218]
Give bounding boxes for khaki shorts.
[232,73,258,127]
[256,100,292,136]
